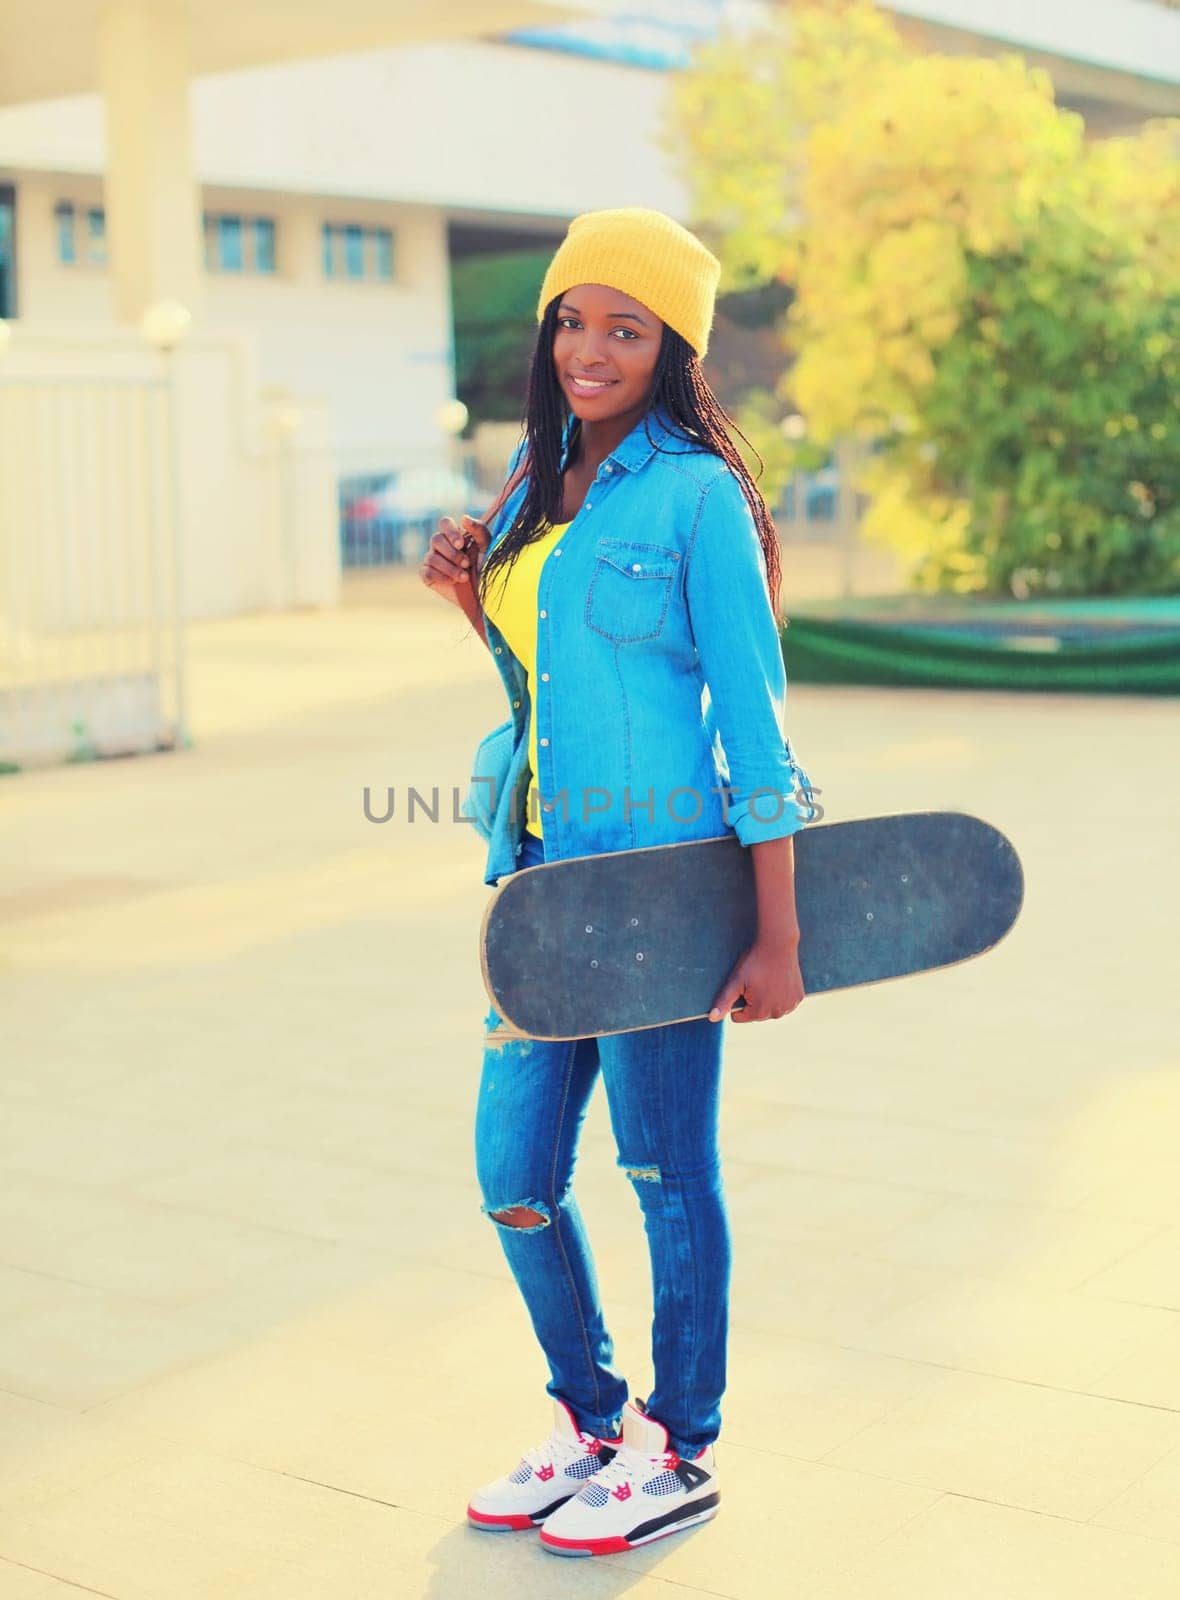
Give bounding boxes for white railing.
[0,324,340,772]
[0,369,184,771]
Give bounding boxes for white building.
[0,0,613,770]
[0,36,690,487]
[0,0,1176,765]
[2,2,1176,478]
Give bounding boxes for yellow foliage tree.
[665,0,903,287]
[791,51,1083,439]
[667,0,1180,595]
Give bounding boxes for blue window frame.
[0,186,15,317]
[344,224,364,279]
[322,221,395,282]
[203,210,278,274]
[55,200,107,265]
[254,217,276,273]
[86,208,105,257]
[372,228,394,279]
[55,201,76,264]
[219,215,243,272]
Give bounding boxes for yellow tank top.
[482,520,572,837]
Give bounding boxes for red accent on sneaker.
[662,1450,680,1469]
[467,1505,536,1530]
[554,1399,581,1430]
[611,1482,632,1502]
[540,1529,632,1554]
[586,1438,602,1455]
[536,1464,555,1481]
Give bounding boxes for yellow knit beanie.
[536,207,722,361]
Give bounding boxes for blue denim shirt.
[471,403,817,887]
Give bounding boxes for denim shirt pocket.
[461,715,516,842]
[584,539,681,644]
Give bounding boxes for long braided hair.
[477,295,785,623]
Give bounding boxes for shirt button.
[494,646,502,654]
[632,563,642,572]
[540,737,549,747]
[540,672,549,682]
[604,464,613,473]
[539,609,547,619]
[585,502,592,511]
[512,699,520,708]
[553,548,562,557]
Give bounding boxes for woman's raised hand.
[420,514,491,617]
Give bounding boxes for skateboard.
[481,812,1023,1041]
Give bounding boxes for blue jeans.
[474,827,732,1457]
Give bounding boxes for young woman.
[421,208,816,1558]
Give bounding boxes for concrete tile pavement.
[1,565,1178,1596]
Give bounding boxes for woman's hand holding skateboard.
[708,935,805,1024]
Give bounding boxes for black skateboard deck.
[481,812,1023,1041]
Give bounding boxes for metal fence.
[333,436,876,597]
[0,373,184,772]
[337,443,501,571]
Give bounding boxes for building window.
[55,201,107,265]
[203,211,278,274]
[254,216,276,273]
[322,221,395,282]
[0,186,15,318]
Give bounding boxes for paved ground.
[2,561,1179,1599]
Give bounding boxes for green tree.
[667,0,1180,595]
[451,249,552,428]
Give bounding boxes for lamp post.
[139,298,192,751]
[435,398,469,440]
[433,397,470,564]
[271,396,303,606]
[435,399,470,481]
[780,408,807,565]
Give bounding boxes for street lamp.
[140,299,192,352]
[435,396,469,484]
[270,394,303,607]
[434,398,469,438]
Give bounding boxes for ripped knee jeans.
[473,829,732,1457]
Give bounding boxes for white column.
[96,0,204,325]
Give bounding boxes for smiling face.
[551,283,664,428]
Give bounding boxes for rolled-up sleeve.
[684,467,814,846]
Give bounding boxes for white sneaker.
[538,1396,719,1556]
[466,1397,624,1532]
